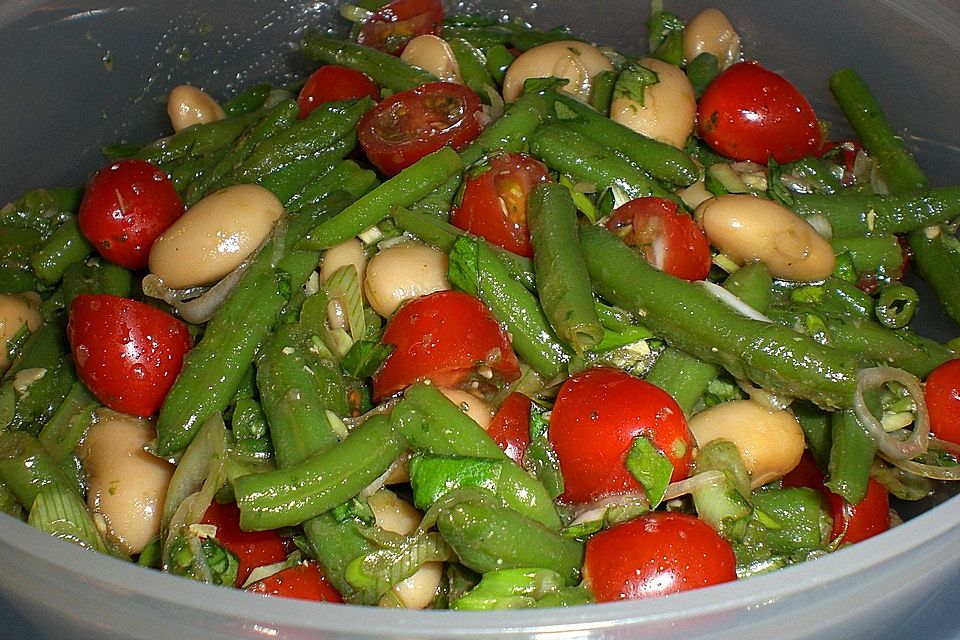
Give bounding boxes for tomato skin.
[698,61,822,163]
[604,197,712,281]
[67,294,191,417]
[201,501,289,587]
[924,359,960,445]
[548,368,693,504]
[358,0,443,55]
[486,392,532,464]
[246,561,343,603]
[584,512,737,602]
[296,65,380,119]
[78,159,185,270]
[358,82,482,176]
[372,290,521,401]
[451,153,552,258]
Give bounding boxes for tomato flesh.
[297,65,380,119]
[924,359,960,445]
[358,0,443,55]
[358,82,482,176]
[548,367,693,504]
[67,294,191,417]
[584,512,737,602]
[372,290,521,401]
[698,61,822,163]
[486,392,532,465]
[246,561,343,602]
[201,501,289,587]
[78,159,184,270]
[604,197,712,281]
[451,153,551,258]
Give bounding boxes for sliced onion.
[698,280,773,323]
[736,379,793,411]
[142,254,251,324]
[853,367,929,461]
[482,85,505,122]
[805,213,834,240]
[568,493,649,527]
[662,470,726,502]
[882,436,960,481]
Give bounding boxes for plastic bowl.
[2,1,960,638]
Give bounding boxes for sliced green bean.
[875,284,919,330]
[29,218,93,286]
[301,33,437,92]
[791,187,960,236]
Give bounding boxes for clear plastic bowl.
[1,1,959,638]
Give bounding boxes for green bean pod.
[791,187,960,237]
[301,33,438,92]
[875,284,919,330]
[29,218,93,286]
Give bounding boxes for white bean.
[79,410,175,555]
[167,84,226,132]
[439,388,494,430]
[363,241,450,318]
[320,238,366,285]
[149,184,284,288]
[683,8,741,70]
[0,292,41,372]
[696,194,835,282]
[678,179,713,210]
[502,40,613,103]
[368,488,421,536]
[688,400,805,488]
[610,57,696,149]
[400,35,462,83]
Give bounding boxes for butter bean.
[610,57,696,149]
[502,40,613,103]
[167,84,226,132]
[0,292,41,372]
[683,8,741,70]
[320,238,366,285]
[439,388,493,430]
[363,241,450,318]
[149,184,283,288]
[400,35,461,83]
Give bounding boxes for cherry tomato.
[698,61,822,163]
[828,478,890,544]
[357,0,443,55]
[604,197,712,281]
[583,512,737,602]
[780,450,827,493]
[358,82,482,176]
[819,139,864,187]
[296,65,380,120]
[548,368,693,504]
[201,501,289,587]
[486,392,532,465]
[450,153,552,258]
[372,290,521,401]
[67,294,191,417]
[78,159,185,270]
[246,561,343,603]
[924,360,960,445]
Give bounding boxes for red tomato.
[201,501,289,587]
[819,139,863,186]
[604,197,712,281]
[246,561,343,603]
[548,368,693,504]
[828,478,890,544]
[584,512,737,602]
[358,82,482,176]
[698,61,822,163]
[296,65,380,119]
[780,450,827,493]
[373,290,521,401]
[78,159,185,270]
[924,360,960,445]
[357,0,443,55]
[67,294,191,417]
[450,153,552,258]
[486,392,532,464]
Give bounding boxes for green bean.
[875,284,919,330]
[543,90,699,187]
[510,28,576,52]
[793,401,832,469]
[528,183,602,353]
[485,44,515,86]
[461,91,551,167]
[908,228,960,325]
[29,218,93,285]
[686,52,719,95]
[155,193,355,457]
[257,154,348,206]
[721,263,774,313]
[448,235,572,381]
[826,409,877,505]
[222,82,272,117]
[790,187,960,236]
[442,26,513,49]
[588,70,617,114]
[235,414,406,531]
[581,224,858,409]
[0,226,42,292]
[301,33,437,92]
[286,160,378,213]
[789,277,874,319]
[37,381,97,463]
[529,124,678,201]
[298,146,463,250]
[0,481,22,519]
[0,187,80,236]
[136,113,258,166]
[0,431,79,508]
[830,235,904,282]
[447,38,496,99]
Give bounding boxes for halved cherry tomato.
[67,294,191,417]
[698,61,822,163]
[548,367,692,504]
[357,0,443,55]
[246,561,343,603]
[358,82,482,176]
[296,65,380,119]
[78,159,184,270]
[604,197,712,281]
[201,501,289,587]
[924,359,960,445]
[450,153,551,258]
[372,290,521,401]
[486,392,532,465]
[583,512,737,602]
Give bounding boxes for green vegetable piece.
[686,52,719,94]
[624,435,673,508]
[647,9,685,65]
[689,440,753,541]
[451,567,594,610]
[28,482,108,554]
[826,409,877,505]
[751,487,831,555]
[301,33,438,92]
[875,283,919,329]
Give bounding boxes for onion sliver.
[882,436,960,481]
[853,367,930,461]
[698,280,773,323]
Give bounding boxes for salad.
[1,0,960,611]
